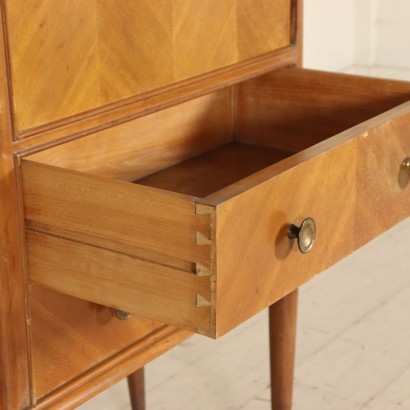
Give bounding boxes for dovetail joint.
[196,294,212,308]
[196,203,214,215]
[196,231,212,246]
[196,263,212,277]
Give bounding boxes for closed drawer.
[21,68,410,338]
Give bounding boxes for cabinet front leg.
[127,367,146,410]
[269,289,298,410]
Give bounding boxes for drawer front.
[356,111,410,247]
[22,72,410,339]
[211,139,357,336]
[210,106,410,337]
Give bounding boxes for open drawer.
[21,68,410,338]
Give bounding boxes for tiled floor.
[79,65,410,409]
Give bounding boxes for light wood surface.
[137,142,292,197]
[236,67,410,152]
[6,0,291,133]
[33,325,191,409]
[22,69,410,340]
[212,150,329,336]
[237,0,290,60]
[28,90,233,181]
[22,160,212,267]
[0,11,31,410]
[29,285,162,400]
[270,290,298,410]
[356,112,410,247]
[0,1,305,408]
[209,101,410,336]
[15,46,297,152]
[27,231,213,335]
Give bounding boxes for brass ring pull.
[402,157,410,174]
[288,217,316,254]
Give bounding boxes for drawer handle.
[288,217,316,254]
[402,157,410,174]
[112,309,131,320]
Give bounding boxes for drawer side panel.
[22,160,212,267]
[27,231,213,335]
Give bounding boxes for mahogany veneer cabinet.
[2,1,410,409]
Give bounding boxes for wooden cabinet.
[1,0,409,408]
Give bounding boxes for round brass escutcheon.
[113,309,131,320]
[288,217,316,254]
[402,157,410,175]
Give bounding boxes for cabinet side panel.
[0,3,31,408]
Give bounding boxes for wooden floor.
[78,216,410,410]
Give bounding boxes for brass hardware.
[113,309,131,320]
[288,217,316,254]
[402,157,410,174]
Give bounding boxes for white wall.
[303,0,410,71]
[374,0,410,69]
[303,0,357,70]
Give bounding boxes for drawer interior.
[29,67,410,201]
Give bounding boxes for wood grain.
[29,285,162,400]
[173,0,237,79]
[97,0,173,105]
[235,67,410,152]
[208,101,410,337]
[136,142,292,197]
[27,231,214,336]
[22,160,212,267]
[5,0,292,133]
[15,46,297,152]
[32,325,191,409]
[27,89,233,181]
[0,4,31,407]
[237,0,291,60]
[22,69,410,341]
[355,108,410,248]
[211,152,329,337]
[6,0,100,132]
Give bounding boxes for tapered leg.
[127,367,146,410]
[269,289,298,410]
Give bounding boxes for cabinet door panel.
[5,0,292,133]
